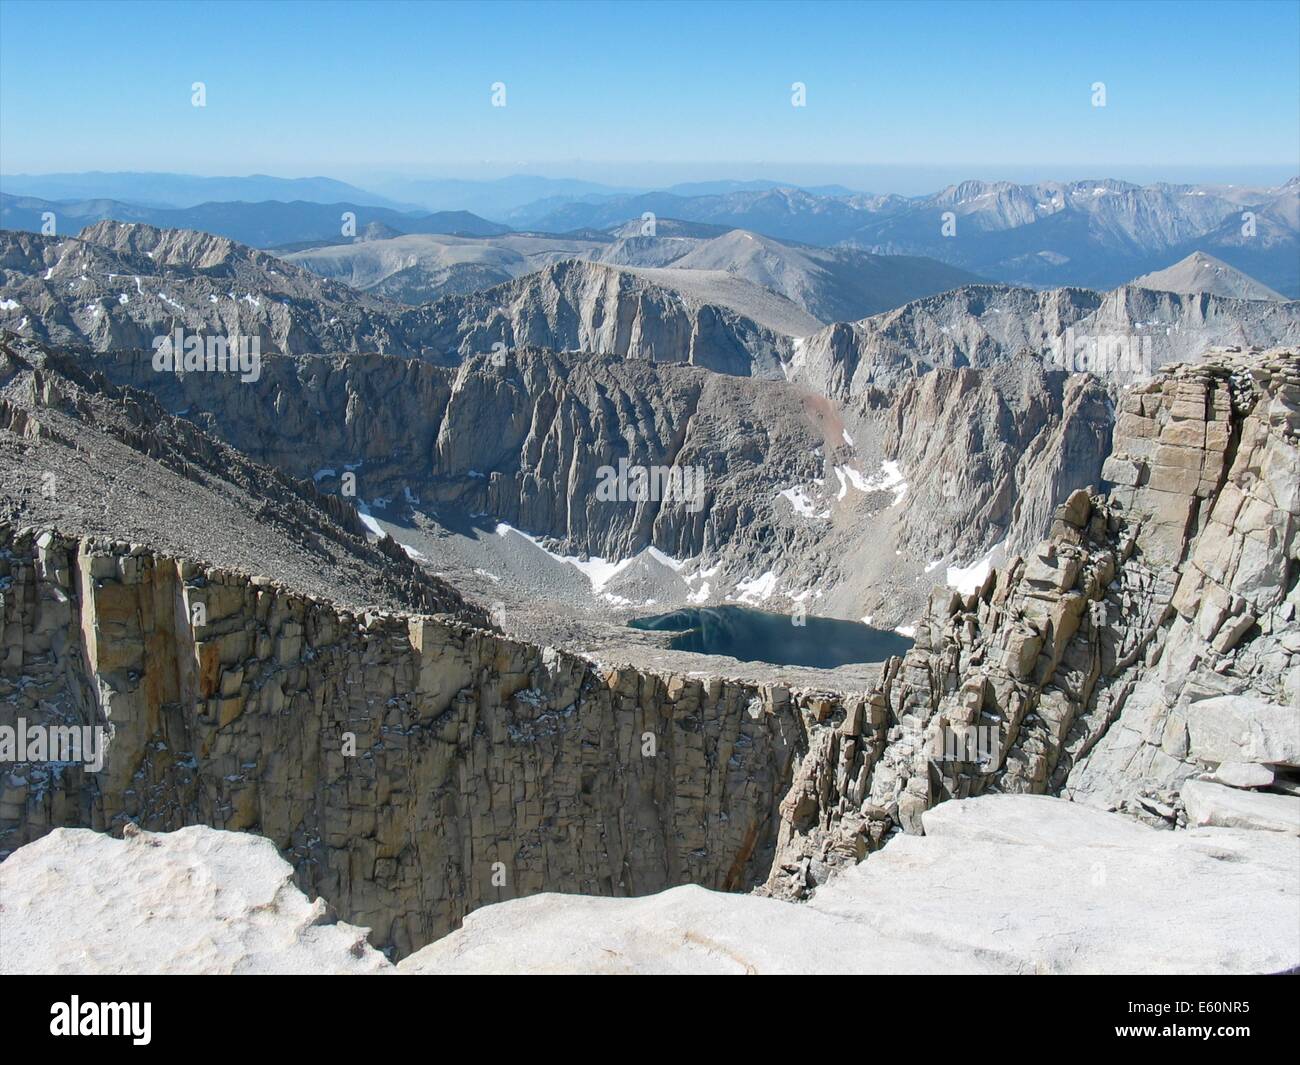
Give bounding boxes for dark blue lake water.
[628,605,913,669]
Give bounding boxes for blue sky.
[1,0,1297,190]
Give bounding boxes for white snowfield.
[2,795,1295,976]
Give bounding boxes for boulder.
[1185,696,1300,767]
[1182,780,1300,835]
[1208,762,1275,789]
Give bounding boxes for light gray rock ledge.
[3,796,1295,975]
[1182,779,1300,835]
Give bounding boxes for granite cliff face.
[403,259,798,376]
[0,522,864,955]
[861,357,1114,563]
[766,349,1299,895]
[80,344,822,567]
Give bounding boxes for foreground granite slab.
[408,795,1300,975]
[0,825,387,975]
[3,795,1296,975]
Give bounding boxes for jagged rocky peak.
[76,219,255,271]
[411,256,802,375]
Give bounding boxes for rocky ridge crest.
[766,348,1300,894]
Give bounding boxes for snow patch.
[494,522,630,591]
[946,542,1006,596]
[782,336,808,381]
[356,501,386,539]
[735,571,778,603]
[863,460,908,505]
[779,485,818,517]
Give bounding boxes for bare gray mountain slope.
[286,224,981,324]
[1131,251,1287,301]
[609,264,823,336]
[0,336,478,619]
[793,282,1300,396]
[284,231,611,303]
[659,229,983,323]
[0,225,800,377]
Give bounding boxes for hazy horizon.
[2,0,1296,186]
[3,164,1296,203]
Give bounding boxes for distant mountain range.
[0,172,868,220]
[0,171,414,210]
[2,173,1296,300]
[517,178,1300,297]
[283,225,984,323]
[0,193,509,247]
[2,222,1294,382]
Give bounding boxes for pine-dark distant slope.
[0,192,508,248]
